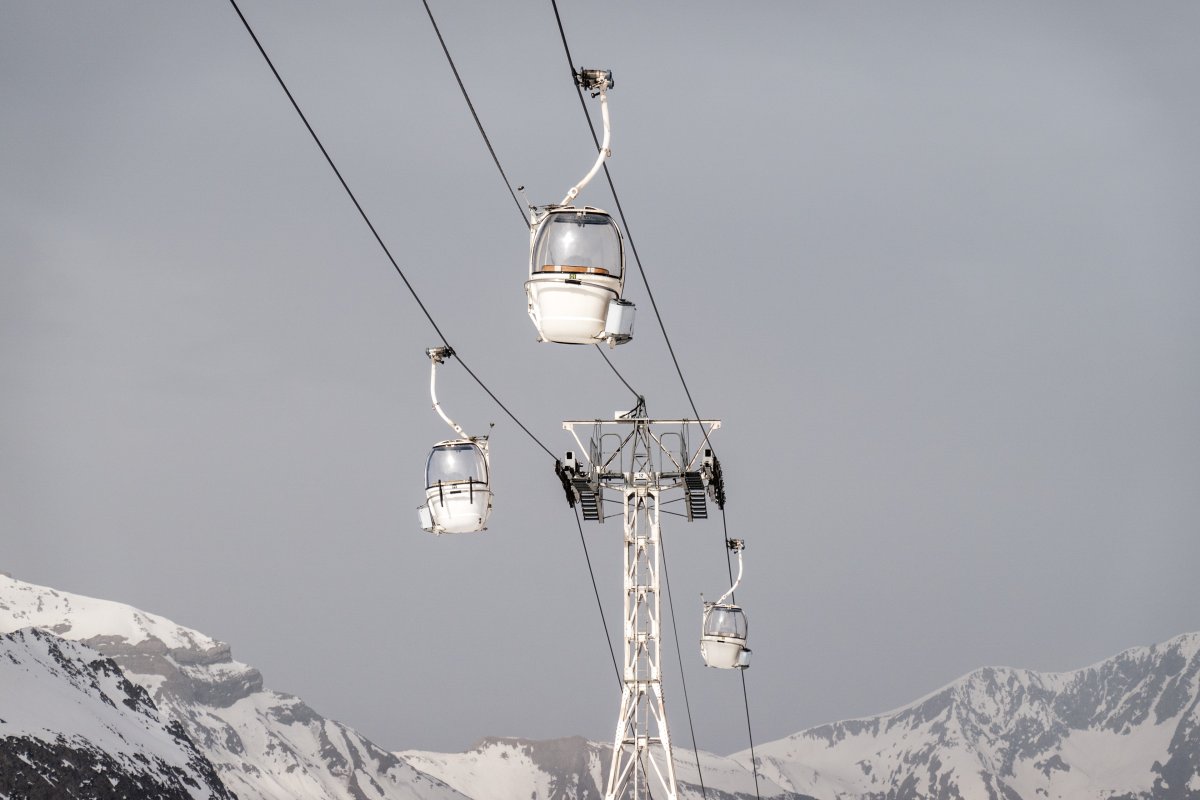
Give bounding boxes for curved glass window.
[532,211,622,277]
[703,606,747,639]
[427,443,487,487]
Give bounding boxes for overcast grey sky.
[3,1,1199,757]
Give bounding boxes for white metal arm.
[559,87,611,206]
[715,542,745,606]
[428,350,467,439]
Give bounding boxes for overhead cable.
[595,345,641,400]
[420,0,527,226]
[574,506,622,686]
[227,0,555,460]
[661,534,710,799]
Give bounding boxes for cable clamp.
[426,346,454,364]
[575,68,614,92]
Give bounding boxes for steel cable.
[227,0,556,460]
[420,0,527,226]
[660,532,709,800]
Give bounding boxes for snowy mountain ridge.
[0,627,234,799]
[397,635,1200,800]
[0,573,222,652]
[0,573,467,800]
[398,735,803,800]
[736,632,1200,799]
[3,570,1198,800]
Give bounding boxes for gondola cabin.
[418,438,492,534]
[700,602,750,669]
[526,207,633,345]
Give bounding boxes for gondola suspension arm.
[559,69,613,206]
[427,346,467,440]
[715,539,745,606]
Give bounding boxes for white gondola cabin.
[420,438,492,534]
[525,68,635,346]
[526,207,632,345]
[701,602,750,669]
[700,538,751,669]
[417,347,493,534]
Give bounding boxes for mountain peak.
[741,631,1200,799]
[0,572,221,654]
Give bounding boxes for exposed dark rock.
[0,629,236,800]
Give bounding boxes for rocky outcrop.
[80,634,264,708]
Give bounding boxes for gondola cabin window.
[533,211,623,277]
[427,442,487,487]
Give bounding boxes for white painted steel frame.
[561,418,721,477]
[604,482,677,800]
[561,416,721,800]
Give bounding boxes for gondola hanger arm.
[427,346,467,439]
[715,539,745,606]
[559,69,613,206]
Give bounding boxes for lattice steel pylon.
[560,401,723,800]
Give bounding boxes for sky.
[3,0,1199,758]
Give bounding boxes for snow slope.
[0,575,222,652]
[736,633,1200,799]
[398,735,806,800]
[0,573,467,800]
[0,627,234,800]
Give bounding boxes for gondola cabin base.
[700,638,751,670]
[419,482,492,534]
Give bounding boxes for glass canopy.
[426,442,487,487]
[532,210,622,277]
[703,606,747,640]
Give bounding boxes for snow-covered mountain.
[736,632,1200,799]
[0,627,234,800]
[5,570,1197,800]
[398,735,805,800]
[0,573,466,800]
[399,634,1200,800]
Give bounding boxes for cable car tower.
[558,400,725,800]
